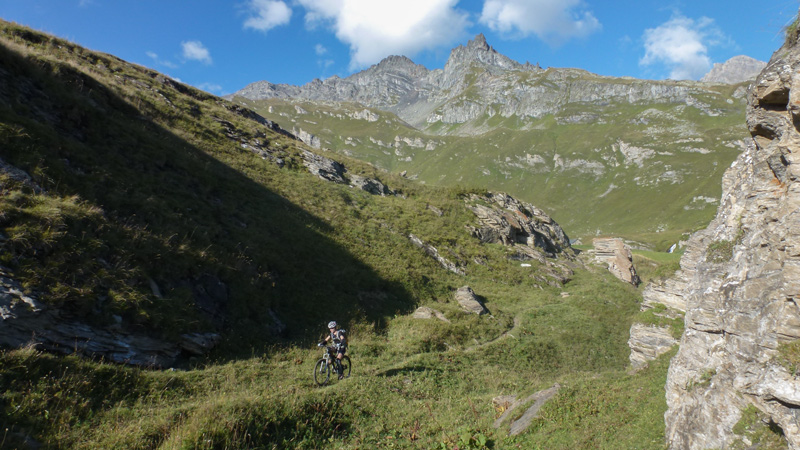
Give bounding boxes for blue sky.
[1,0,797,96]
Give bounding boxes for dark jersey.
[330,329,347,349]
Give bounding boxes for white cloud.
[146,51,178,69]
[315,44,328,55]
[244,0,292,32]
[181,41,212,64]
[297,0,469,70]
[640,15,722,80]
[197,82,224,94]
[479,0,600,45]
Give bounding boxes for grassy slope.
[242,77,746,250]
[1,22,673,449]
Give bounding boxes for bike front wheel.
[313,359,330,386]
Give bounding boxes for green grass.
[730,405,786,449]
[632,249,683,287]
[245,76,748,250]
[0,265,670,449]
[0,21,678,449]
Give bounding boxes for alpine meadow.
[1,10,798,450]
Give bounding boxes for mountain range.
[229,35,762,249]
[2,16,797,450]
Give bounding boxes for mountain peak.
[445,33,522,73]
[359,54,429,79]
[701,55,766,84]
[467,33,489,51]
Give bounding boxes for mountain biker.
[320,320,347,378]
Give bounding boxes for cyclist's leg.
[336,349,345,376]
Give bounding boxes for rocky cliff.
[231,34,728,135]
[660,26,800,449]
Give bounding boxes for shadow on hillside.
[0,35,416,359]
[377,365,444,378]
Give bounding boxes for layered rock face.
[663,31,800,449]
[591,238,640,285]
[465,192,572,260]
[231,35,718,134]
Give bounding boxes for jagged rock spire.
[467,33,490,51]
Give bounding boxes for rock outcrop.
[408,234,465,275]
[663,27,800,449]
[701,55,767,84]
[454,286,488,315]
[465,192,572,260]
[628,323,678,369]
[300,149,395,196]
[591,238,640,285]
[493,383,561,436]
[0,266,218,367]
[412,306,451,323]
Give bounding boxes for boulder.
[592,238,640,286]
[300,150,346,183]
[412,306,451,323]
[349,174,393,196]
[454,286,488,315]
[465,192,572,257]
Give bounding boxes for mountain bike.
[314,344,351,386]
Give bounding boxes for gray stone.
[591,237,640,286]
[628,323,677,369]
[412,306,450,323]
[465,192,572,258]
[349,174,392,196]
[0,266,221,367]
[492,383,561,435]
[408,234,465,275]
[300,150,347,183]
[179,332,221,355]
[0,156,44,193]
[454,286,487,315]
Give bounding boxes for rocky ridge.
[701,55,768,84]
[231,34,731,135]
[649,29,800,449]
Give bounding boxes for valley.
[0,14,797,450]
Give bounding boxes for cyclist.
[320,320,347,378]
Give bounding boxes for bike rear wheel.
[313,359,330,386]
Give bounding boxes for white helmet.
[327,321,338,329]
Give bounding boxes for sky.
[1,0,798,96]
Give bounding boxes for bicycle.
[313,343,351,386]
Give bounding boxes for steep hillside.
[0,21,680,450]
[230,35,751,248]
